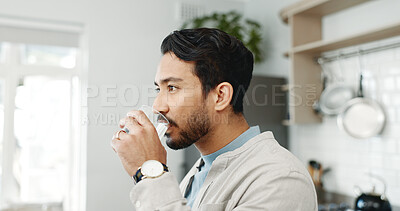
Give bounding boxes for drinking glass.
[123,105,169,140]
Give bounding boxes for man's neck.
[194,113,250,156]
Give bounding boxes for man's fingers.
[117,129,128,139]
[111,138,120,152]
[123,116,142,134]
[112,129,127,140]
[119,118,125,129]
[111,130,128,152]
[126,110,153,127]
[119,110,153,134]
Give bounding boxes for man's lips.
[166,125,173,133]
[163,117,177,134]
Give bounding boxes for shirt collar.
[201,126,260,166]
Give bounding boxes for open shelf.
[293,21,400,54]
[280,0,371,24]
[280,0,379,124]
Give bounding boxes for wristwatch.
[133,160,169,184]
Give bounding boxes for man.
[111,28,317,210]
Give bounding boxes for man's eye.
[168,85,177,92]
[155,87,160,93]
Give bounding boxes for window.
[22,44,77,68]
[14,76,71,202]
[0,19,85,211]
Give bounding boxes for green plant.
[182,11,263,63]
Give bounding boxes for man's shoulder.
[193,132,317,210]
[224,131,309,176]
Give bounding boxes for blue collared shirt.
[185,126,261,207]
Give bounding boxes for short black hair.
[160,28,254,113]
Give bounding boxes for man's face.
[153,53,212,150]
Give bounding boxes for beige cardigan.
[130,131,318,211]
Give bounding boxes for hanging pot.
[337,71,386,139]
[315,58,356,116]
[318,82,355,115]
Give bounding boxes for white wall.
[0,0,244,210]
[323,0,400,41]
[244,0,298,78]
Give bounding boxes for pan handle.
[358,73,364,98]
[357,51,365,98]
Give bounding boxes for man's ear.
[213,82,233,112]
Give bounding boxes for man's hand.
[111,110,167,177]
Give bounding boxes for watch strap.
[133,162,168,184]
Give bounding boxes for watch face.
[141,160,164,178]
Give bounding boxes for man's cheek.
[166,94,178,107]
[180,88,197,107]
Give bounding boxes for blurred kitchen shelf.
[281,119,293,126]
[293,22,400,54]
[279,0,400,124]
[280,0,371,24]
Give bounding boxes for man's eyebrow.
[154,77,183,86]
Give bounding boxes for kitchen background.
[0,0,400,210]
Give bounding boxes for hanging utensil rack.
[316,40,400,64]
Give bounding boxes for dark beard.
[165,106,210,150]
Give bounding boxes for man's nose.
[153,93,169,114]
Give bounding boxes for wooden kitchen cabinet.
[278,0,400,124]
